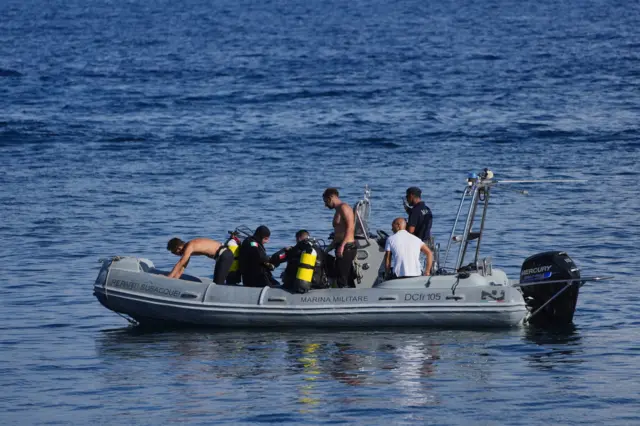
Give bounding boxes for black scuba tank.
[309,241,328,289]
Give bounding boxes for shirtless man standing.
[323,188,357,288]
[166,237,234,284]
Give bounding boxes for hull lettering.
[300,295,369,303]
[110,279,181,298]
[404,293,442,302]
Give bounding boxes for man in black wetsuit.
[270,230,328,293]
[238,225,278,287]
[405,187,433,244]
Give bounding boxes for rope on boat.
[522,276,613,324]
[115,311,138,326]
[451,275,462,295]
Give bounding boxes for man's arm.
[420,243,433,276]
[407,207,418,235]
[384,251,392,277]
[249,243,273,271]
[269,247,290,267]
[168,244,193,279]
[258,246,271,264]
[384,238,392,278]
[337,204,355,257]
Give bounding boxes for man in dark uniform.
[270,230,328,293]
[239,225,278,287]
[405,187,433,243]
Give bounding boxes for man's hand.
[168,247,192,279]
[168,264,186,279]
[336,244,344,258]
[420,243,433,277]
[403,197,411,214]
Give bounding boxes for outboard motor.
[520,251,581,327]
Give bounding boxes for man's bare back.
[167,237,223,279]
[185,238,222,258]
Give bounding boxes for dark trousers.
[244,275,279,287]
[335,243,357,288]
[243,269,279,287]
[213,249,234,284]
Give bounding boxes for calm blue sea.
[1,0,639,424]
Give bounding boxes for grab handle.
[180,292,198,299]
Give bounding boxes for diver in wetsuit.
[270,230,328,293]
[238,225,278,287]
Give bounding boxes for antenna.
[493,179,587,184]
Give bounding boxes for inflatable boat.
[93,170,608,329]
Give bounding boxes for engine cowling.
[520,251,581,327]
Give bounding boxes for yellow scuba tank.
[295,246,317,286]
[227,238,240,272]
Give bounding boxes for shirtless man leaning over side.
[167,237,234,284]
[323,187,357,288]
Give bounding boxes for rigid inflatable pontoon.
[93,170,608,329]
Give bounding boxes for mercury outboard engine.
[520,251,581,327]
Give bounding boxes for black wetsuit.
[239,236,276,287]
[270,240,328,293]
[270,247,295,282]
[213,248,235,285]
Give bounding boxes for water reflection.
[96,327,510,411]
[328,342,366,387]
[522,325,585,371]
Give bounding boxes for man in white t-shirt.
[384,218,433,278]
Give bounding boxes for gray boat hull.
[94,256,527,329]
